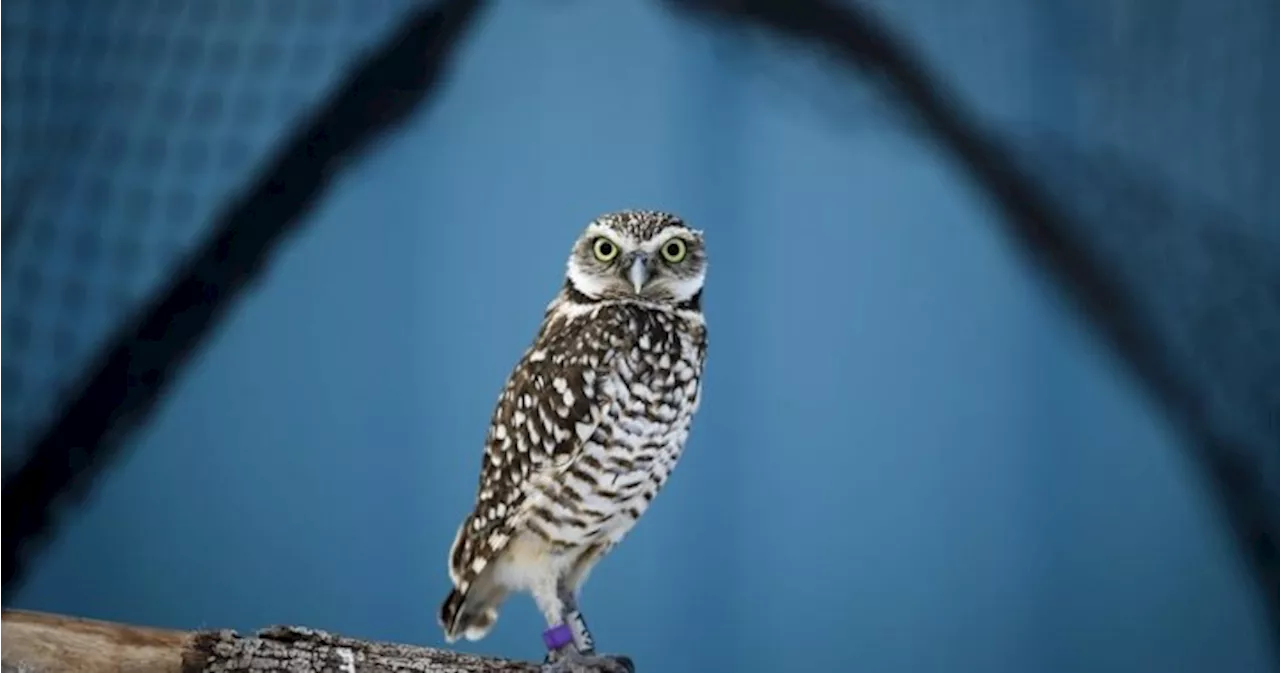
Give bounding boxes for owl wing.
[447,320,618,591]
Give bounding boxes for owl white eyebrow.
[644,233,693,253]
[584,225,637,249]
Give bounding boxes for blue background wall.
[3,1,1275,672]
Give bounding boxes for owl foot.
[542,649,635,673]
[542,624,632,672]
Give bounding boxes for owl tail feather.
[439,586,501,643]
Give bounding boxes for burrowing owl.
[439,210,708,672]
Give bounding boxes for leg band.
[543,624,574,651]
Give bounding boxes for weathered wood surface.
[1,609,543,673]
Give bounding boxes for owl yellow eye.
[592,237,619,262]
[660,238,687,263]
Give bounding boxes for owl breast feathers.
[440,210,708,644]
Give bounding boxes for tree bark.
[1,609,542,673]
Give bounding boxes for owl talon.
[605,654,635,673]
[541,649,634,673]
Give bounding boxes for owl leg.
[536,576,634,673]
[565,541,614,598]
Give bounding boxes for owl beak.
[628,254,650,294]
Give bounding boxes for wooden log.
[1,609,546,673]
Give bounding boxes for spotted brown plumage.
[438,210,708,671]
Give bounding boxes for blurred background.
[2,1,1277,673]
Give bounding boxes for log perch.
[1,609,553,673]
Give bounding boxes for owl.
[438,210,708,673]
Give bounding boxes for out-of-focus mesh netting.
[691,0,1280,505]
[1021,0,1280,502]
[0,0,419,467]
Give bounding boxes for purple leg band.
[543,624,574,650]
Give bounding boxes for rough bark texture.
[1,609,545,673]
[187,625,540,673]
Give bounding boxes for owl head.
[565,210,706,307]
